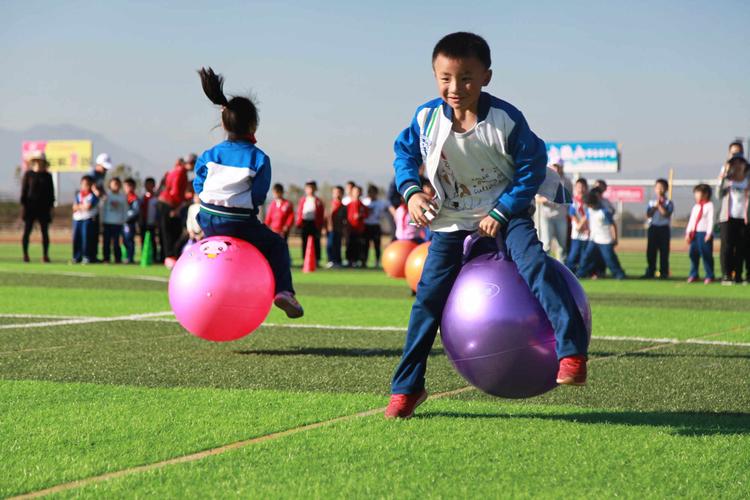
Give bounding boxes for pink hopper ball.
[168,236,275,342]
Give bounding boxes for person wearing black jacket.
[20,153,55,262]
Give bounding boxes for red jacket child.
[265,198,294,236]
[296,195,325,230]
[346,198,368,234]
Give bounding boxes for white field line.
[2,269,169,283]
[0,313,89,320]
[0,311,173,330]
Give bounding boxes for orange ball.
[382,240,419,278]
[405,242,431,292]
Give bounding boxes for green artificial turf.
[1,242,749,498]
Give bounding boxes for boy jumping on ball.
[386,32,590,419]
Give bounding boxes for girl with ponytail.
[193,67,303,318]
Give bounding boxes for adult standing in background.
[158,157,192,259]
[717,154,749,284]
[536,160,571,260]
[20,151,55,263]
[88,153,113,262]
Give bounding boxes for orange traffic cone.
[303,235,316,273]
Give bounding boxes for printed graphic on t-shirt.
[437,152,505,211]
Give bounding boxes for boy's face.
[332,188,343,200]
[109,181,120,192]
[574,183,587,197]
[433,54,491,113]
[305,185,314,196]
[693,190,704,204]
[80,180,91,191]
[124,183,134,194]
[729,144,743,156]
[352,187,361,199]
[654,183,665,197]
[273,189,283,199]
[145,181,155,193]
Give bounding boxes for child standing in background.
[193,67,303,318]
[362,184,388,267]
[717,155,749,284]
[102,177,127,264]
[685,184,715,284]
[326,185,347,268]
[123,178,140,264]
[565,178,589,273]
[265,183,294,240]
[140,177,160,261]
[72,175,99,264]
[296,181,325,266]
[577,191,625,280]
[643,178,674,279]
[346,184,368,267]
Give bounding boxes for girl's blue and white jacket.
[394,92,568,225]
[193,140,271,218]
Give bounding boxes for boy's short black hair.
[693,183,712,198]
[109,176,122,185]
[432,32,491,70]
[655,178,669,190]
[595,179,608,189]
[124,177,136,187]
[305,181,317,190]
[729,140,744,151]
[334,185,344,192]
[272,183,284,193]
[81,175,94,184]
[575,177,588,187]
[144,177,155,185]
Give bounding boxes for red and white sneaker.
[273,292,304,319]
[384,390,428,419]
[556,355,587,386]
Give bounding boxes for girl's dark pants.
[390,215,589,394]
[197,211,293,294]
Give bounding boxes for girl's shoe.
[42,256,51,263]
[704,278,713,285]
[274,292,304,319]
[686,276,697,283]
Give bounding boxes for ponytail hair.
[198,67,259,140]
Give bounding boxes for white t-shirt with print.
[728,178,748,219]
[432,126,511,232]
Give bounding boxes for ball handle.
[462,232,508,264]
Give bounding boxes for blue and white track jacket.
[193,140,271,218]
[393,92,567,225]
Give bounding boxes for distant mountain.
[0,124,159,201]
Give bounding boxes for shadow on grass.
[417,409,750,436]
[233,347,445,357]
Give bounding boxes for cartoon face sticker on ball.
[200,240,232,259]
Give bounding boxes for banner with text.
[547,141,620,173]
[22,140,93,172]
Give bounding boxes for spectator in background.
[362,184,388,267]
[536,161,569,261]
[642,178,674,279]
[174,195,203,255]
[594,179,615,215]
[101,177,127,264]
[20,151,55,263]
[296,181,325,265]
[346,185,368,267]
[72,175,98,264]
[717,155,749,284]
[685,184,715,284]
[123,178,140,264]
[140,177,160,262]
[565,178,589,273]
[158,157,193,259]
[89,153,113,262]
[265,183,294,239]
[577,191,625,280]
[342,180,356,205]
[326,185,347,268]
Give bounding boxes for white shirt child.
[586,206,615,245]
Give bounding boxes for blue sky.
[2,0,749,184]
